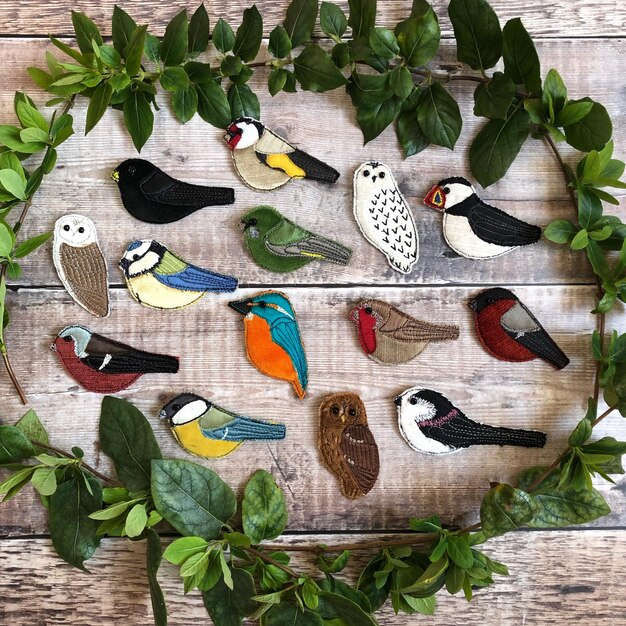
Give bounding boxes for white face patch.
[123,240,160,276]
[172,399,208,425]
[235,121,261,149]
[54,214,97,246]
[59,325,91,356]
[443,182,475,208]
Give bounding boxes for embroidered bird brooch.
[395,387,547,455]
[469,287,570,369]
[353,161,419,274]
[51,325,179,393]
[350,299,459,364]
[319,392,380,499]
[423,176,541,259]
[119,240,238,310]
[112,159,234,224]
[160,393,286,459]
[241,206,352,272]
[223,117,340,191]
[53,214,110,317]
[228,290,308,400]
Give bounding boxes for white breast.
[397,412,453,455]
[443,213,514,259]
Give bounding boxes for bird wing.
[201,415,286,441]
[270,316,308,390]
[255,128,295,155]
[153,250,237,292]
[339,424,379,494]
[265,219,351,265]
[140,168,233,208]
[501,302,570,369]
[379,307,458,343]
[467,202,542,246]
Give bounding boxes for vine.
[0,0,625,625]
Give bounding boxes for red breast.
[475,299,536,362]
[351,308,377,355]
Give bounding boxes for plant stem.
[591,404,617,428]
[244,545,299,578]
[0,346,27,404]
[30,439,123,486]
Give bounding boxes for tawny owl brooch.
[319,392,380,499]
[353,161,419,274]
[53,214,110,317]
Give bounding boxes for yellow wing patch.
[265,153,306,178]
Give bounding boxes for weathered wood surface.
[0,0,625,624]
[1,532,625,625]
[0,0,625,38]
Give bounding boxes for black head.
[159,393,209,425]
[436,176,472,188]
[468,287,518,313]
[112,159,156,185]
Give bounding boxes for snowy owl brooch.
[353,161,419,274]
[53,214,110,317]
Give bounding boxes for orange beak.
[424,185,446,210]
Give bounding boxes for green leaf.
[123,89,154,152]
[473,72,515,120]
[125,25,148,76]
[112,5,137,56]
[28,67,53,89]
[409,515,442,533]
[480,484,537,538]
[98,44,121,68]
[284,0,319,48]
[31,466,58,496]
[146,529,168,626]
[445,563,465,595]
[160,66,190,92]
[357,97,402,144]
[369,27,399,60]
[543,69,567,118]
[49,475,102,571]
[263,604,323,626]
[85,81,112,134]
[586,240,610,281]
[89,500,134,520]
[502,18,541,94]
[268,69,288,96]
[417,83,462,149]
[469,107,530,187]
[242,470,288,544]
[228,83,260,120]
[221,55,243,77]
[543,219,577,244]
[233,5,263,62]
[172,86,198,123]
[125,503,148,538]
[16,101,47,132]
[0,425,35,462]
[320,2,348,41]
[185,61,214,84]
[564,99,612,152]
[570,228,589,250]
[71,10,103,55]
[347,71,390,108]
[319,550,351,574]
[348,0,377,40]
[152,459,237,539]
[578,186,602,229]
[294,44,346,92]
[99,396,162,492]
[396,109,429,158]
[203,567,257,626]
[15,409,49,453]
[144,33,161,63]
[269,26,292,59]
[389,66,413,100]
[0,169,27,200]
[395,8,440,67]
[161,9,188,66]
[556,101,593,128]
[448,0,502,70]
[188,3,210,55]
[0,466,37,502]
[446,535,473,569]
[196,81,231,127]
[163,536,208,565]
[212,18,236,53]
[20,127,49,144]
[569,418,593,447]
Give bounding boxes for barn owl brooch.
[53,214,110,317]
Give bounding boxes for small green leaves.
[160,66,190,92]
[395,4,440,67]
[348,0,377,40]
[389,66,413,99]
[172,87,198,123]
[320,2,348,42]
[151,459,237,539]
[233,5,263,62]
[284,0,319,48]
[0,425,35,462]
[294,45,346,92]
[15,409,49,451]
[544,219,578,245]
[228,83,261,120]
[502,18,541,95]
[85,81,112,134]
[480,484,537,537]
[71,10,103,55]
[369,28,400,60]
[357,97,402,144]
[188,4,210,55]
[111,5,137,56]
[125,25,148,76]
[448,0,502,70]
[564,99,612,152]
[409,515,442,533]
[164,536,209,565]
[212,18,236,53]
[161,9,188,66]
[417,83,462,149]
[123,89,154,152]
[396,109,429,158]
[269,26,292,59]
[473,72,515,120]
[196,80,231,127]
[0,169,27,200]
[203,567,257,625]
[242,470,288,544]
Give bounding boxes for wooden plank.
[0,531,625,624]
[0,38,623,287]
[1,286,624,536]
[0,0,625,38]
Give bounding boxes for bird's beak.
[119,257,130,273]
[111,169,120,182]
[239,219,249,232]
[393,396,402,407]
[424,185,445,210]
[158,409,168,420]
[349,307,360,322]
[50,342,57,352]
[468,298,478,311]
[228,298,252,315]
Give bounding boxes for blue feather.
[270,317,308,390]
[202,416,286,441]
[154,265,238,292]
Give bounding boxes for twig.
[244,545,299,578]
[591,404,617,428]
[0,348,27,404]
[30,439,123,486]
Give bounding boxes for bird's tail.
[124,352,180,374]
[470,423,546,448]
[292,378,306,400]
[293,149,340,184]
[414,321,460,342]
[185,184,235,206]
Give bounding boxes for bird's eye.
[172,404,180,412]
[363,170,370,177]
[443,187,450,194]
[409,396,418,405]
[331,405,340,415]
[237,128,243,135]
[348,408,357,417]
[248,218,258,226]
[132,254,140,261]
[379,172,386,179]
[62,335,73,342]
[487,298,495,305]
[258,301,267,308]
[128,166,136,175]
[63,224,70,231]
[78,227,85,234]
[364,306,373,314]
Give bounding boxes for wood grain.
[0,0,625,38]
[0,531,625,625]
